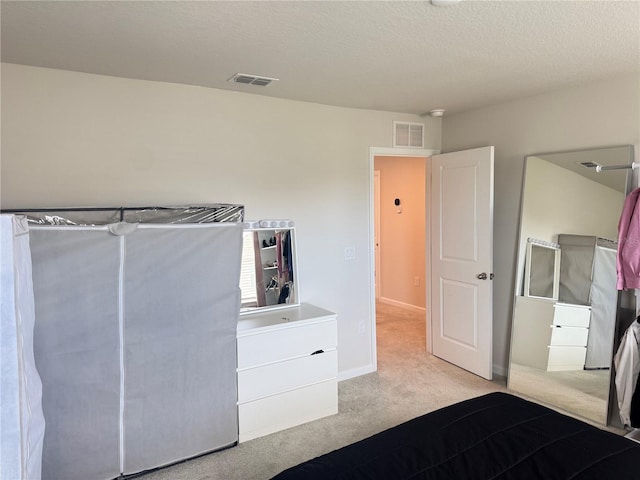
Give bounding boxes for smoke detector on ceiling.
[429,109,445,117]
[227,73,279,87]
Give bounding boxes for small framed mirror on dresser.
[239,220,298,314]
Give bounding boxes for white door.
[431,146,494,379]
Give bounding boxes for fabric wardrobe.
[557,234,618,370]
[19,206,244,480]
[0,215,46,480]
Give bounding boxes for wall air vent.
[228,73,279,87]
[393,121,424,148]
[579,161,602,169]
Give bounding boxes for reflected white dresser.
[236,303,338,442]
[512,296,591,371]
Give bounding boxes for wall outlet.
[414,276,420,286]
[344,246,356,260]
[358,321,366,334]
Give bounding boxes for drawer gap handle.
[311,349,325,355]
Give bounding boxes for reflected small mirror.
[508,145,634,425]
[524,241,560,299]
[239,225,298,314]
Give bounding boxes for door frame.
[374,170,381,300]
[369,147,440,368]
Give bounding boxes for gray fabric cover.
[558,235,596,305]
[585,246,618,369]
[29,223,243,479]
[557,234,619,370]
[30,228,122,480]
[122,225,242,473]
[1,215,45,480]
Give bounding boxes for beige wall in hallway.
[374,156,426,310]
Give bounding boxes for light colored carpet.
[137,302,506,480]
[508,362,610,425]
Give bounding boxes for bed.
[271,392,640,480]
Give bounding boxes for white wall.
[0,63,442,379]
[441,73,640,375]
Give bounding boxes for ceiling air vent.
[579,161,602,169]
[228,73,279,87]
[393,121,424,148]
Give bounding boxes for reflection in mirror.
[239,226,298,313]
[508,145,634,425]
[524,240,560,299]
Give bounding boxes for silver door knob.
[477,273,488,280]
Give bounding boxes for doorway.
[370,148,437,363]
[370,146,495,379]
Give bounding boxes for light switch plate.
[344,246,356,260]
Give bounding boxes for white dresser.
[512,296,591,371]
[236,303,338,442]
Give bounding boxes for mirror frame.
[508,144,636,425]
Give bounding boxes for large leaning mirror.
[508,145,634,425]
[239,221,299,314]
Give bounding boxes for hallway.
[376,301,426,367]
[374,301,501,423]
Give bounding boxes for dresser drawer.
[237,319,337,369]
[547,346,587,371]
[238,380,338,442]
[552,304,591,328]
[549,326,589,347]
[238,349,337,403]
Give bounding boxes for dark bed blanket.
[271,392,640,480]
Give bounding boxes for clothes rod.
[595,162,639,173]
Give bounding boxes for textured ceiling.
[2,1,639,115]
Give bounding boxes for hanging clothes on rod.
[614,318,640,427]
[617,187,640,290]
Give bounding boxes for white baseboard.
[378,297,426,315]
[338,363,377,382]
[337,357,505,384]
